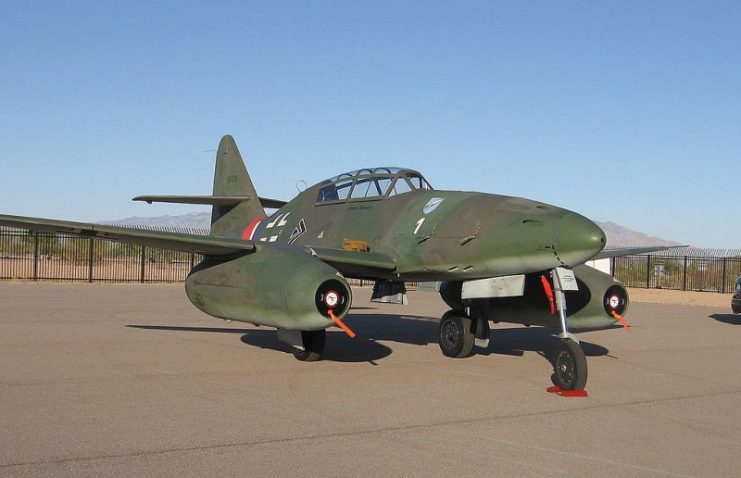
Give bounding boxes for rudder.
[211,135,266,238]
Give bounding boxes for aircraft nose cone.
[555,212,606,266]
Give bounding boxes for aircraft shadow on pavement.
[126,323,393,363]
[709,313,741,325]
[128,312,609,364]
[240,329,393,363]
[475,325,609,361]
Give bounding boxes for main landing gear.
[277,329,326,362]
[438,309,490,358]
[293,330,326,362]
[436,268,589,391]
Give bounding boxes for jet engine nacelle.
[185,246,352,331]
[440,264,628,331]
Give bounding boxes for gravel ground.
[627,287,733,308]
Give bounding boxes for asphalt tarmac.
[1,283,740,477]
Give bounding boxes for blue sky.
[1,1,740,247]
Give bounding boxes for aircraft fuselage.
[248,189,606,282]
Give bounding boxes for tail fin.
[210,135,265,238]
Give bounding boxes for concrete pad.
[1,283,740,477]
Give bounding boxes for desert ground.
[626,287,732,307]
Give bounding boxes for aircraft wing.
[308,246,397,277]
[0,214,255,256]
[591,245,686,260]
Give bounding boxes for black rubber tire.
[292,330,326,362]
[553,339,588,390]
[438,311,475,358]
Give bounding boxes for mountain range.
[106,212,682,247]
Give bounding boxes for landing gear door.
[554,267,579,291]
[461,275,526,299]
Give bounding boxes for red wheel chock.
[547,386,588,397]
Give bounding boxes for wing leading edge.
[591,245,687,260]
[0,214,255,256]
[0,214,399,276]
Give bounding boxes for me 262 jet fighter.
[0,135,662,391]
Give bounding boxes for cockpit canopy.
[315,167,433,205]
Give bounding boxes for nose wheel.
[553,339,587,390]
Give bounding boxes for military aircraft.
[0,135,660,391]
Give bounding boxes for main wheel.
[553,339,588,390]
[438,311,475,358]
[292,330,326,362]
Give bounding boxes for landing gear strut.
[550,268,588,390]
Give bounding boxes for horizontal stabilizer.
[133,195,288,209]
[0,214,256,256]
[134,195,248,206]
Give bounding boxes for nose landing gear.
[548,267,588,392]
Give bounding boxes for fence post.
[190,253,194,271]
[645,255,651,289]
[33,232,39,281]
[87,238,95,283]
[722,258,727,294]
[140,246,146,283]
[683,256,688,291]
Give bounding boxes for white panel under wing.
[461,275,525,299]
